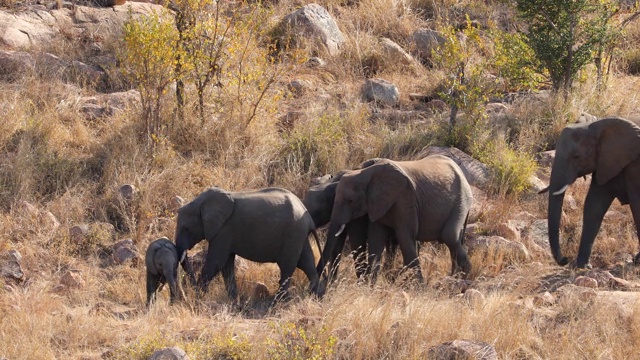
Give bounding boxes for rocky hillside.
[2,0,640,359]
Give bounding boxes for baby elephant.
[145,237,183,306]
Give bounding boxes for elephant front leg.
[626,183,640,265]
[222,254,238,301]
[394,228,423,283]
[576,182,615,268]
[366,222,389,284]
[198,258,222,295]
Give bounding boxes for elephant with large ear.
[304,159,399,281]
[544,116,640,267]
[175,187,324,302]
[145,237,185,307]
[320,155,473,284]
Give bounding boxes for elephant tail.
[460,212,469,246]
[310,229,324,266]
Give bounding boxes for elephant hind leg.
[274,262,297,304]
[146,272,160,307]
[297,243,322,297]
[441,214,471,276]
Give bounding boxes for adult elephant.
[319,155,473,284]
[544,116,640,268]
[303,159,397,281]
[175,187,324,302]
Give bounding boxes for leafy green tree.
[515,0,618,93]
[121,10,182,145]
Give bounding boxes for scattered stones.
[170,196,185,212]
[522,219,548,252]
[528,174,548,194]
[148,347,189,360]
[1,250,24,282]
[462,289,485,308]
[576,112,598,124]
[69,224,90,244]
[362,78,400,107]
[119,184,137,201]
[250,282,270,300]
[112,239,140,265]
[278,111,306,133]
[76,90,142,120]
[288,79,313,97]
[467,236,530,264]
[484,102,508,115]
[533,291,555,306]
[537,150,555,168]
[585,269,614,285]
[608,277,632,290]
[496,220,525,242]
[409,28,445,64]
[574,276,598,288]
[282,4,345,56]
[556,284,597,302]
[60,270,85,288]
[305,56,326,68]
[427,339,497,360]
[379,37,419,67]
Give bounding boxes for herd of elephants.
[145,116,640,306]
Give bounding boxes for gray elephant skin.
[303,159,397,281]
[145,237,182,306]
[545,116,640,267]
[175,187,323,301]
[320,155,473,283]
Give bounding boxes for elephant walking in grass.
[318,155,473,284]
[175,187,324,302]
[303,159,398,282]
[145,237,183,307]
[543,116,640,267]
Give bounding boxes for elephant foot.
[633,253,640,265]
[570,259,592,270]
[556,256,570,266]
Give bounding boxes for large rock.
[0,50,104,85]
[379,37,420,68]
[467,235,530,264]
[0,3,164,50]
[417,146,491,190]
[76,90,141,120]
[148,347,189,360]
[1,250,24,282]
[409,29,445,64]
[427,339,497,360]
[112,239,141,265]
[282,4,345,56]
[362,78,400,107]
[0,7,59,49]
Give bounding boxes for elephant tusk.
[335,224,346,237]
[552,184,569,196]
[180,252,187,263]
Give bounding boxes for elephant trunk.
[175,230,197,285]
[547,161,574,266]
[316,221,344,277]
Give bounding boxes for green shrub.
[473,139,538,195]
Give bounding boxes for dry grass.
[3,0,640,359]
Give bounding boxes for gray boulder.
[148,347,189,360]
[283,3,345,56]
[362,78,400,107]
[409,29,445,64]
[1,250,24,282]
[428,339,497,360]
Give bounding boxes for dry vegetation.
[3,0,640,359]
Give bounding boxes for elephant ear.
[200,188,235,241]
[591,117,640,185]
[366,163,409,222]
